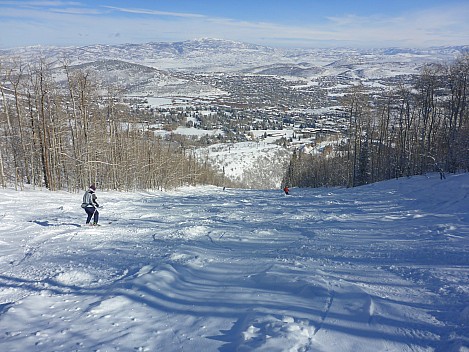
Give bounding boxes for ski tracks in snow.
[1,175,468,351]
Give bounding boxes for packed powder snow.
[0,173,468,351]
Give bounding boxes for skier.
[81,184,100,225]
[283,186,290,195]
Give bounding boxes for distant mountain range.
[1,38,467,74]
[1,39,468,99]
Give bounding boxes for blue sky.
[1,0,469,49]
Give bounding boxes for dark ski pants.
[84,207,99,224]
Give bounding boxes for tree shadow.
[30,220,81,227]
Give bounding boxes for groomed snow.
[0,173,468,351]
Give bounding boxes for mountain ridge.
[2,38,467,73]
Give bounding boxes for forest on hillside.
[284,54,469,188]
[0,60,231,191]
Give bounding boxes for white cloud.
[102,5,206,19]
[49,7,102,15]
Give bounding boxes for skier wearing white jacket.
[81,184,100,225]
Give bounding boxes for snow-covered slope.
[0,173,468,351]
[197,141,291,189]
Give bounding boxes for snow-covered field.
[0,173,468,351]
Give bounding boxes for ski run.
[0,173,468,352]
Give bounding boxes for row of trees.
[284,54,469,188]
[0,59,230,191]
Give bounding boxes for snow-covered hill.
[2,39,466,76]
[0,173,468,351]
[196,141,292,189]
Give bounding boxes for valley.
[1,39,467,188]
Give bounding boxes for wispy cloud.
[0,1,82,6]
[102,5,205,19]
[48,7,102,15]
[321,4,469,47]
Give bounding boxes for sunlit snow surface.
[0,173,468,351]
